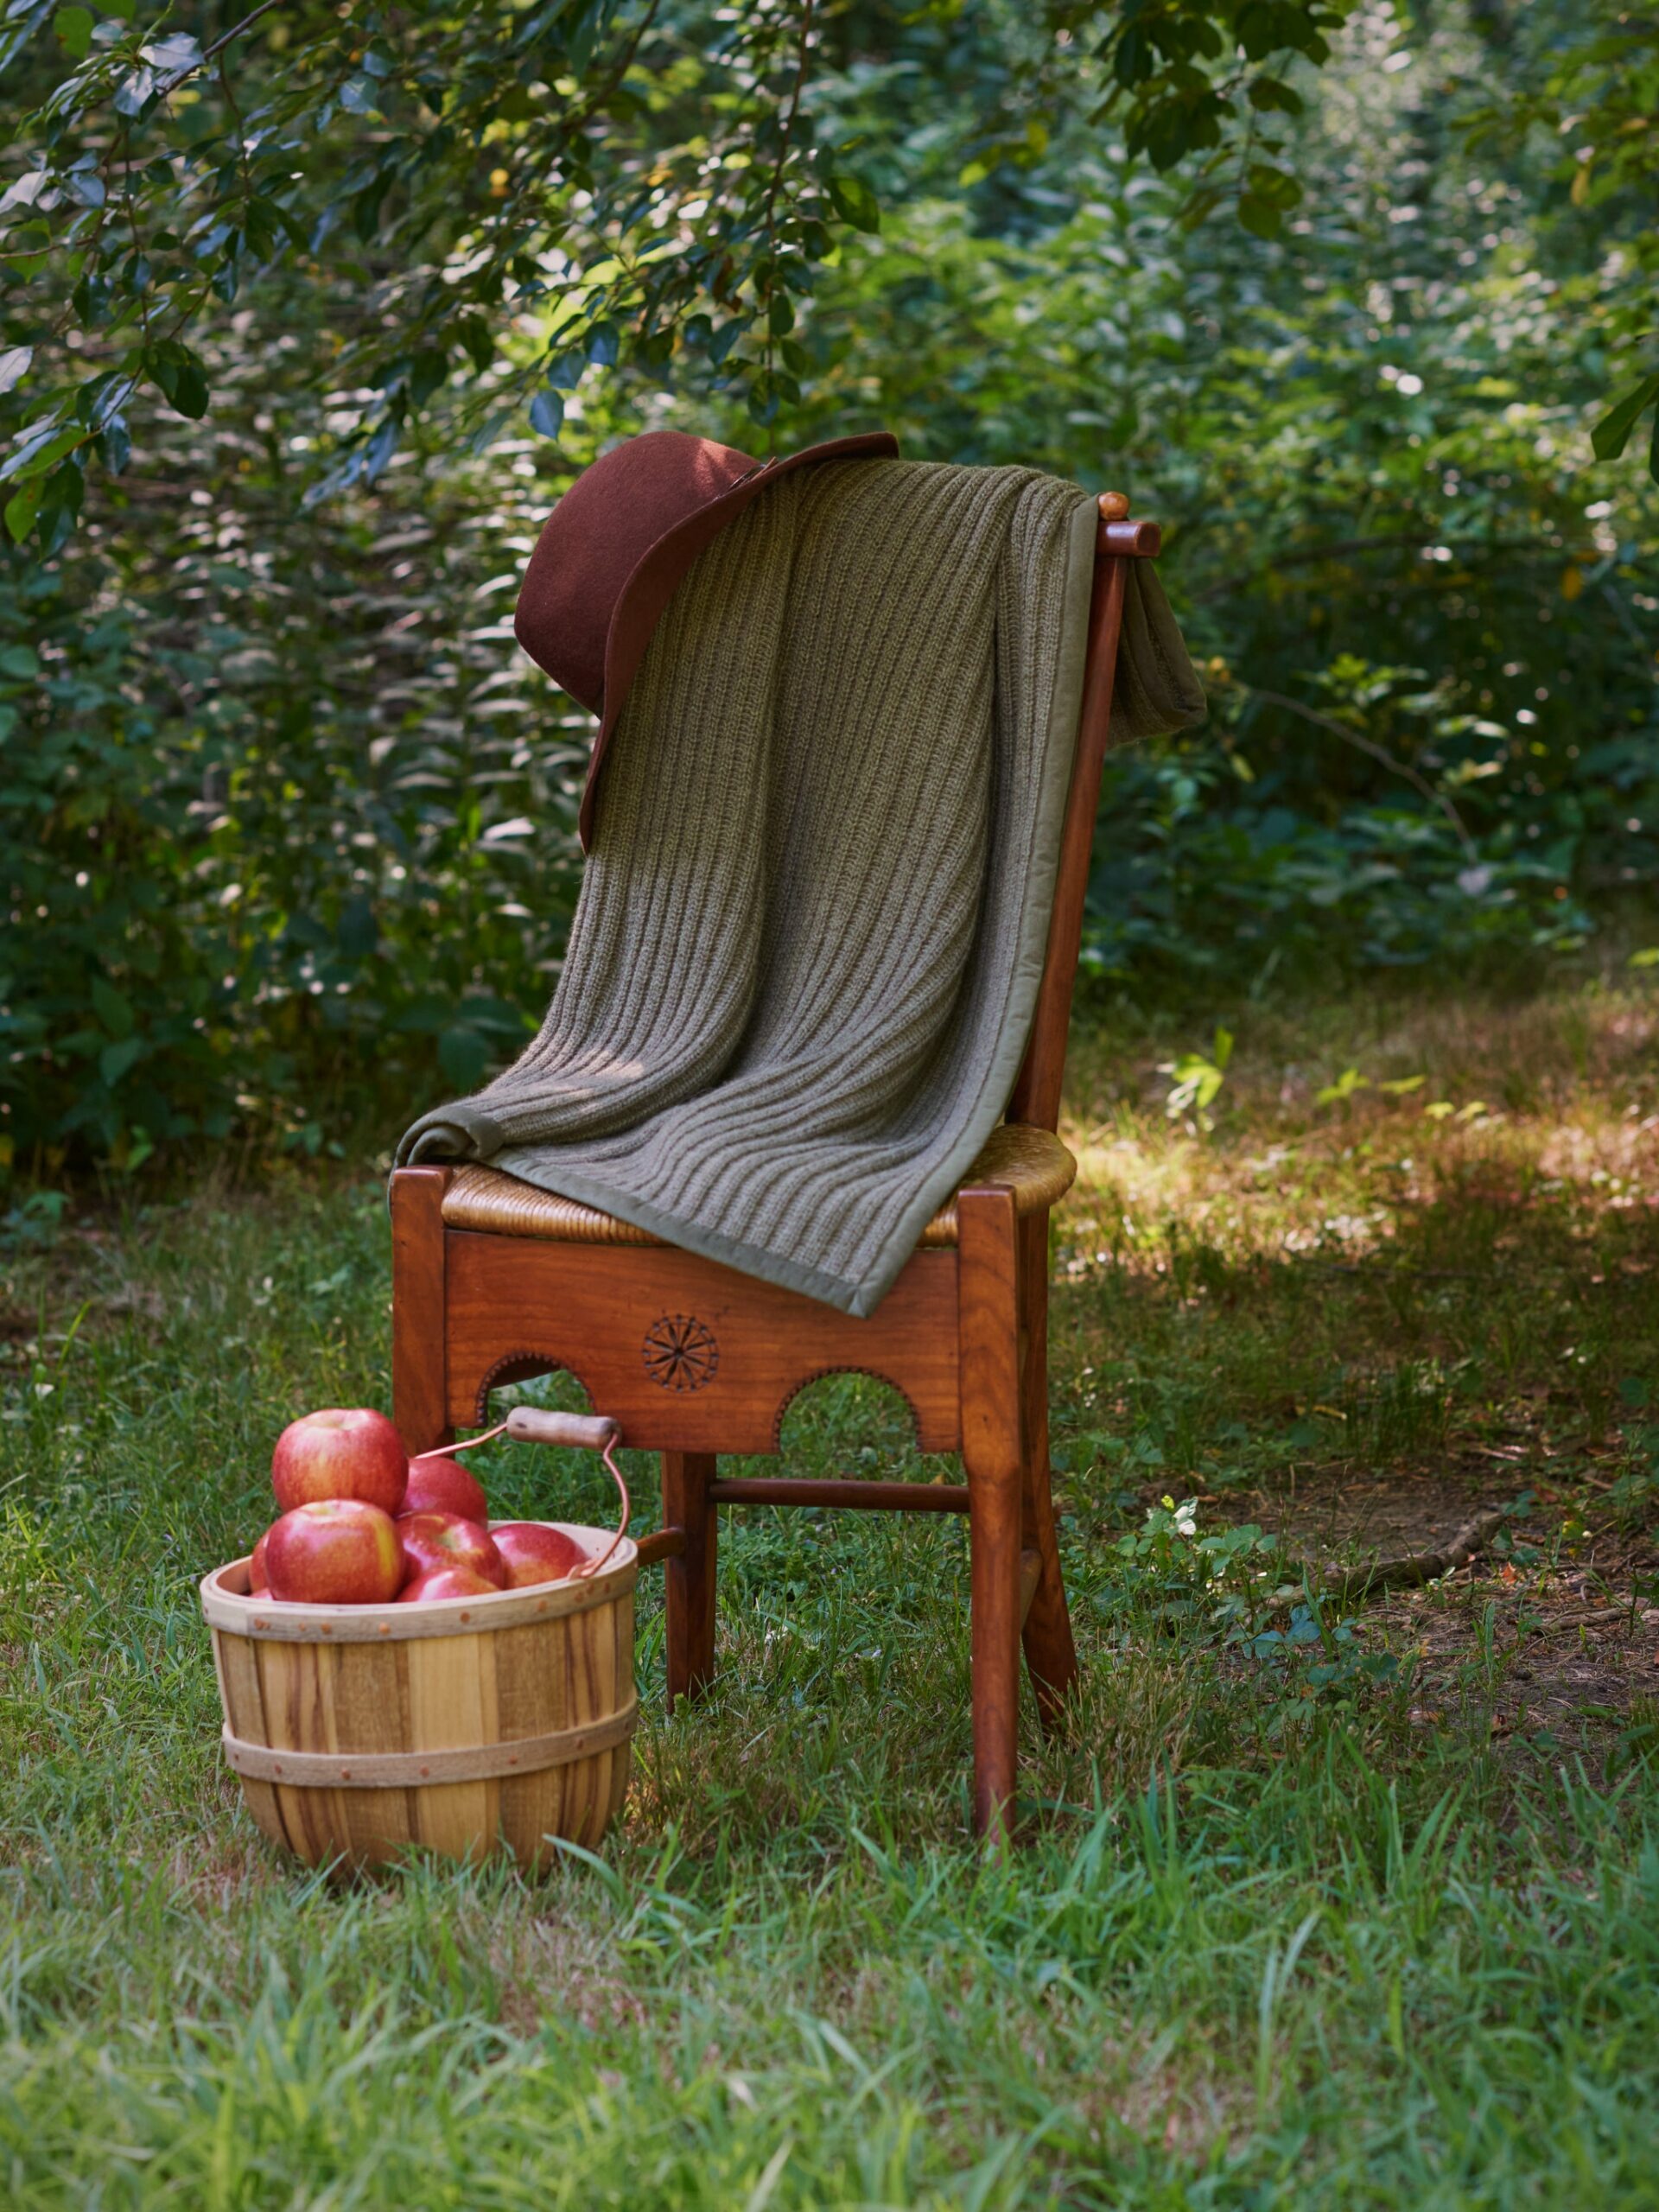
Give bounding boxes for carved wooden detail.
[442,1229,963,1455]
[769,1364,924,1452]
[467,1348,589,1427]
[642,1313,720,1392]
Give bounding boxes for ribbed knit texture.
[397,460,1177,1315]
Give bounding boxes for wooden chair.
[390,493,1160,1838]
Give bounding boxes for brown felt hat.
[514,427,899,848]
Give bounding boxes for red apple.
[491,1521,587,1588]
[396,1510,506,1588]
[397,1565,503,1604]
[272,1407,408,1515]
[249,1526,271,1594]
[264,1499,403,1605]
[401,1454,489,1524]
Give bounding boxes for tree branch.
[759,0,815,452]
[1325,1507,1507,1604]
[158,0,285,98]
[1246,685,1478,860]
[1192,532,1574,602]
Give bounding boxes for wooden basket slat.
[409,1630,493,1861]
[563,1595,600,1847]
[260,1642,334,1865]
[498,1614,563,1861]
[211,1624,290,1854]
[610,1586,634,1828]
[334,1639,415,1862]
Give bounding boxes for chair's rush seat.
[438,1122,1076,1250]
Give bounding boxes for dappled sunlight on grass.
[1063,972,1659,1272]
[1045,975,1659,1783]
[1,975,1656,2204]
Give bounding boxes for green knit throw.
[398,459,1198,1315]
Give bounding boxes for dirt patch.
[1194,1470,1659,1741]
[1203,1464,1503,1563]
[1383,1575,1659,1744]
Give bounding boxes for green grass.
[3,974,1659,2208]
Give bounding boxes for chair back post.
[1007,494,1161,1133]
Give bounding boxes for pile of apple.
[247,1408,586,1606]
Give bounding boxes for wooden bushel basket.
[200,1522,638,1871]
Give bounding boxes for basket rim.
[200,1520,638,1642]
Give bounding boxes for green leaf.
[1113,23,1151,86]
[1248,75,1305,118]
[361,418,397,480]
[145,31,201,73]
[528,386,563,438]
[117,1128,155,1174]
[168,363,209,418]
[0,424,85,484]
[54,4,93,57]
[336,897,378,961]
[828,174,880,233]
[1238,194,1284,239]
[1315,1066,1369,1106]
[438,1026,490,1090]
[72,271,111,323]
[92,978,135,1037]
[409,347,448,407]
[1246,162,1301,208]
[1236,2,1282,61]
[41,457,83,524]
[96,416,131,474]
[99,1037,143,1086]
[3,480,41,543]
[456,315,493,372]
[113,66,155,118]
[1591,373,1659,463]
[0,346,32,397]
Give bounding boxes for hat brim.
[577,430,898,848]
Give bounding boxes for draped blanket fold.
[397,459,1203,1317]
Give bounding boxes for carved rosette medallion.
[642,1313,720,1392]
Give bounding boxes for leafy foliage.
[2,0,1657,1170]
[1,365,606,1169]
[1458,2,1659,478]
[790,3,1659,988]
[1,0,881,556]
[1083,0,1340,232]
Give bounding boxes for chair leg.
[661,1451,718,1707]
[390,1166,454,1458]
[958,1185,1024,1841]
[1018,1213,1079,1725]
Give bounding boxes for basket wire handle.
[410,1409,630,1578]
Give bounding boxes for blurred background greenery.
[3,0,1655,1176]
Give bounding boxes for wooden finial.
[1096,492,1130,520]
